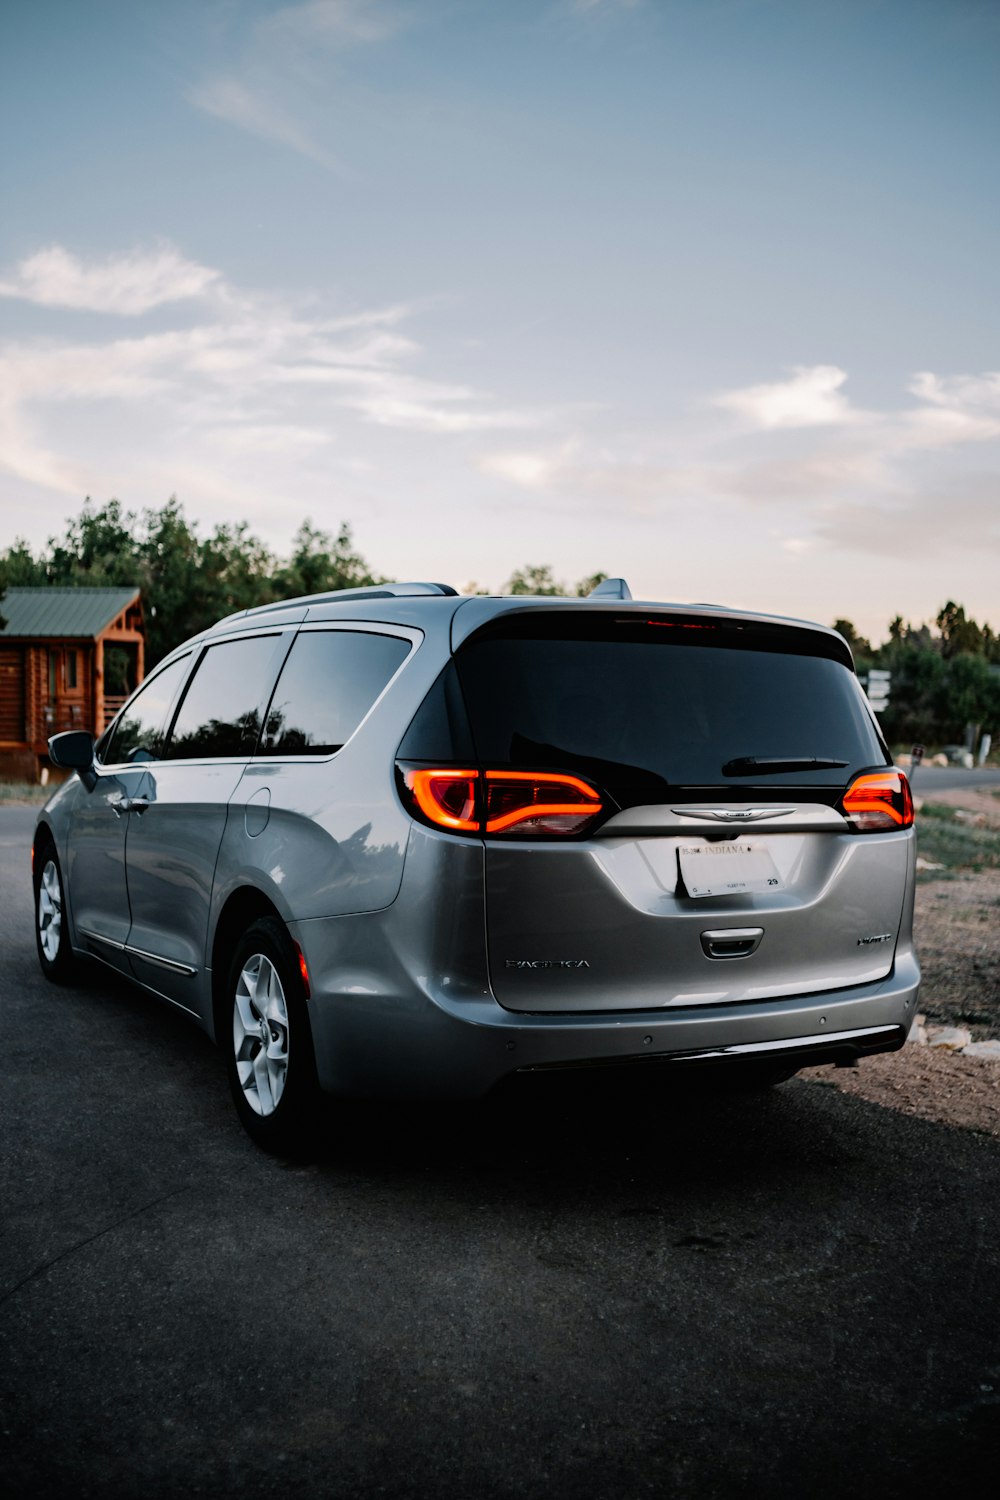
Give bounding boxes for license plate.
[678,843,782,899]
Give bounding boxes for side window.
[259,631,410,757]
[102,655,191,765]
[164,635,282,760]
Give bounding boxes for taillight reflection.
[400,766,605,836]
[841,770,914,831]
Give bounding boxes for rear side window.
[259,630,410,756]
[165,635,282,760]
[455,614,887,801]
[102,654,191,765]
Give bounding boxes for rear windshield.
[455,614,887,802]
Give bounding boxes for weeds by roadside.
[915,797,1000,879]
[0,782,50,805]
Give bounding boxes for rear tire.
[223,916,322,1156]
[34,842,78,984]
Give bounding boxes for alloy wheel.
[233,953,290,1116]
[38,858,63,963]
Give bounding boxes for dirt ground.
[807,785,1000,1136]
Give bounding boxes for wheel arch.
[32,817,56,867]
[210,887,286,1044]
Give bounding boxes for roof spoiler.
[587,577,632,601]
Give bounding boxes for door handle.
[700,928,764,960]
[110,795,150,815]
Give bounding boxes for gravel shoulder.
[807,785,1000,1136]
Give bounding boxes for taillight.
[405,769,480,832]
[399,766,605,836]
[484,771,602,835]
[841,770,914,831]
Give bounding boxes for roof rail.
[299,581,458,606]
[587,577,632,601]
[228,581,459,620]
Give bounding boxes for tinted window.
[260,631,410,756]
[102,655,191,764]
[456,616,886,801]
[165,636,281,760]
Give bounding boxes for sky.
[1,0,998,642]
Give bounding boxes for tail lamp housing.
[841,770,914,832]
[399,765,606,837]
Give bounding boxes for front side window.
[165,635,282,760]
[259,630,410,756]
[102,655,191,765]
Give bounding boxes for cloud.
[480,363,1000,558]
[480,443,708,515]
[189,0,401,167]
[257,0,400,49]
[814,478,1000,558]
[0,245,221,316]
[189,77,343,171]
[712,364,865,430]
[0,242,545,507]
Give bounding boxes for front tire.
[34,842,78,984]
[223,917,322,1155]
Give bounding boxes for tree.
[502,564,567,596]
[0,498,377,668]
[501,565,610,597]
[832,618,873,663]
[935,601,985,659]
[273,520,380,599]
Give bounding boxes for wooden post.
[93,637,104,734]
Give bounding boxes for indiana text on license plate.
[678,844,782,898]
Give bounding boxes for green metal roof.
[0,586,141,640]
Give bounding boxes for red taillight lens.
[405,769,480,831]
[484,770,603,835]
[399,766,605,836]
[841,770,914,831]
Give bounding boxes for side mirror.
[48,730,97,792]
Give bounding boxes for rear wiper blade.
[722,756,849,777]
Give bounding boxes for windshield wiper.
[722,756,849,777]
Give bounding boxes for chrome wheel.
[233,952,290,1117]
[38,858,63,964]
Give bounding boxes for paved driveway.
[1,805,998,1497]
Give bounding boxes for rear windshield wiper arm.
[722,756,849,777]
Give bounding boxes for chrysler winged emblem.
[671,806,796,822]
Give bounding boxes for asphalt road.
[1,803,999,1499]
[904,765,1000,793]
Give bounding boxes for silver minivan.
[34,580,920,1151]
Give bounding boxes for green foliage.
[0,499,377,667]
[832,618,873,665]
[915,802,1000,878]
[272,520,380,599]
[502,564,567,596]
[501,564,610,597]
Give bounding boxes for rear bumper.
[295,917,920,1099]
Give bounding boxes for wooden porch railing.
[102,694,129,729]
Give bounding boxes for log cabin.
[0,587,145,779]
